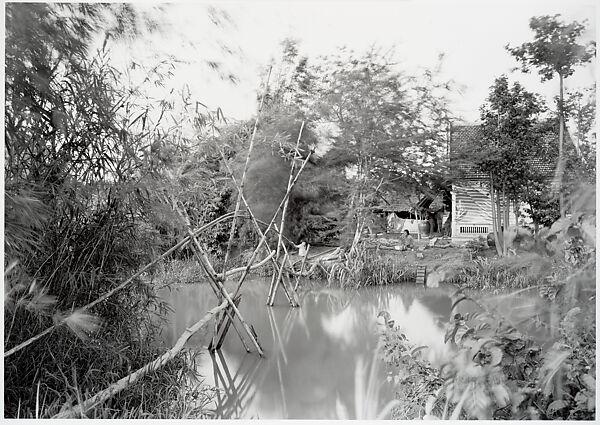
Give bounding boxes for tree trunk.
[502,182,509,256]
[489,174,503,256]
[558,72,565,217]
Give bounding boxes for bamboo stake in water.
[267,223,298,306]
[232,151,312,299]
[186,232,264,356]
[269,121,304,303]
[215,152,298,340]
[217,148,293,305]
[218,146,309,304]
[269,252,288,306]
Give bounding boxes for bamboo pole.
[222,67,273,270]
[209,294,251,352]
[223,251,274,278]
[268,252,298,307]
[214,152,299,340]
[212,295,242,351]
[212,143,310,341]
[52,300,228,419]
[271,122,304,294]
[217,147,297,306]
[230,151,313,300]
[186,229,264,356]
[268,252,288,305]
[219,139,312,288]
[268,226,300,306]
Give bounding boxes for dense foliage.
[4,5,594,421]
[507,15,596,215]
[380,185,595,420]
[4,4,231,418]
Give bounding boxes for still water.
[158,279,552,419]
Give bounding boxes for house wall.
[451,182,517,240]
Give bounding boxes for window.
[459,226,488,234]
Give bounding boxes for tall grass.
[328,246,416,287]
[446,255,548,289]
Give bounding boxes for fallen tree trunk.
[52,300,229,419]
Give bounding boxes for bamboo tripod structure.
[208,123,311,352]
[163,66,310,357]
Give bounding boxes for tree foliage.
[506,14,595,215]
[4,4,233,418]
[472,75,546,200]
[506,15,596,81]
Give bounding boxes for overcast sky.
[112,0,596,124]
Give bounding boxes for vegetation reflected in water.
[159,279,551,419]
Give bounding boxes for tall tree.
[306,49,451,250]
[562,84,596,177]
[506,15,596,216]
[464,76,545,254]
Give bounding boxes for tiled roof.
[449,124,556,180]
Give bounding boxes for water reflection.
[158,280,552,419]
[210,350,263,418]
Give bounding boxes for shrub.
[380,185,596,420]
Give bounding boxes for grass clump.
[328,246,416,287]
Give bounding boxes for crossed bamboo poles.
[165,116,311,357]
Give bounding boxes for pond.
[158,279,554,419]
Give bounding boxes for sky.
[111,0,597,124]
